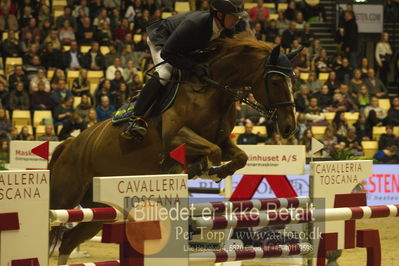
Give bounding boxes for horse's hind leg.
[57,188,107,265]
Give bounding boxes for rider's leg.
[121,38,172,139]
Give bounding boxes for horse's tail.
[48,138,74,172]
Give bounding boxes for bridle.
[145,55,296,123]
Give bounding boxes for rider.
[121,0,247,139]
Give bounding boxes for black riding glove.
[193,63,210,79]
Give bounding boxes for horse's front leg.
[209,138,248,180]
[168,126,223,181]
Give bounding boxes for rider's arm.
[161,19,202,70]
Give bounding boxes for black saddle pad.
[112,69,182,125]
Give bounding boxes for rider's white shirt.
[211,19,223,41]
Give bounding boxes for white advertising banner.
[338,4,383,33]
[9,141,61,169]
[235,145,306,175]
[0,170,49,266]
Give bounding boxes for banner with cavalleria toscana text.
[8,141,61,170]
[235,145,306,175]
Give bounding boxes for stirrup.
[121,117,148,140]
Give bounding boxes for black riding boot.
[121,74,163,140]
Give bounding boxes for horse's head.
[252,45,302,138]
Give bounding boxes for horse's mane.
[209,36,275,62]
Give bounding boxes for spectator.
[363,68,387,97]
[300,23,315,48]
[134,8,150,33]
[41,42,62,70]
[8,65,29,91]
[30,67,50,93]
[300,128,313,156]
[248,0,269,21]
[313,85,333,110]
[111,70,125,92]
[357,85,370,110]
[345,126,363,156]
[19,6,33,28]
[321,125,338,152]
[106,57,124,80]
[58,113,86,140]
[237,121,266,145]
[93,7,110,28]
[292,47,310,73]
[0,83,9,109]
[16,126,34,140]
[378,125,398,150]
[38,125,59,141]
[109,8,121,31]
[10,127,18,140]
[89,0,105,20]
[340,11,359,68]
[339,83,358,111]
[281,20,298,49]
[0,108,11,140]
[0,6,18,31]
[276,11,288,35]
[304,97,326,125]
[111,82,130,108]
[44,29,62,51]
[104,43,121,68]
[95,80,111,105]
[239,93,265,125]
[56,6,76,30]
[353,114,371,140]
[306,72,322,94]
[40,18,53,38]
[314,49,331,74]
[374,145,398,163]
[387,97,399,126]
[266,133,283,145]
[123,60,139,84]
[2,29,20,57]
[22,43,39,66]
[83,41,105,70]
[53,96,74,127]
[62,40,84,70]
[58,19,76,45]
[292,67,305,92]
[284,0,296,21]
[76,16,98,45]
[130,74,143,94]
[50,69,66,90]
[329,92,354,112]
[9,82,30,110]
[24,55,42,80]
[85,108,97,127]
[264,19,279,43]
[75,94,92,121]
[336,57,351,84]
[360,57,369,79]
[38,4,53,28]
[21,18,41,42]
[294,11,305,30]
[124,0,141,23]
[332,111,349,141]
[375,32,393,85]
[51,79,73,105]
[295,84,309,113]
[364,96,388,128]
[324,71,340,95]
[72,69,91,97]
[30,80,55,110]
[96,95,115,121]
[349,69,364,95]
[120,44,139,67]
[309,39,322,60]
[73,0,90,18]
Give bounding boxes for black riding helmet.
[210,0,246,17]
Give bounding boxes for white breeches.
[147,38,173,86]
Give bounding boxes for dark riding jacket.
[147,11,247,70]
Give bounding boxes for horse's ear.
[287,46,304,61]
[270,45,280,65]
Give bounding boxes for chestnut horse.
[50,37,299,264]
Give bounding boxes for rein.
[144,61,295,123]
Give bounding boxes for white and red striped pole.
[193,204,399,230]
[62,260,120,266]
[50,208,123,225]
[191,196,310,216]
[189,243,313,264]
